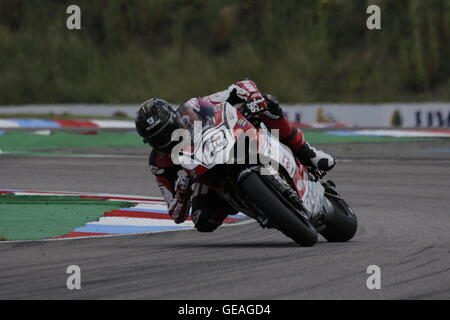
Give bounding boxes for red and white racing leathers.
[149,80,310,231]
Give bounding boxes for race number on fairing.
[201,127,229,165]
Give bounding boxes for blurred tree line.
[0,0,449,104]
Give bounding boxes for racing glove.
[244,93,284,119]
[170,174,193,224]
[174,174,192,202]
[262,93,283,120]
[245,92,267,114]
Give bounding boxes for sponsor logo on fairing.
[237,118,250,129]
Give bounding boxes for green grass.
[304,131,428,144]
[0,131,143,152]
[0,113,132,120]
[0,130,430,156]
[0,195,135,240]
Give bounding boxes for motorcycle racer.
[135,80,335,232]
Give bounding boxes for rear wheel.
[320,194,357,242]
[240,172,318,246]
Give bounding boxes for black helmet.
[135,98,180,152]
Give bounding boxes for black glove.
[262,93,283,120]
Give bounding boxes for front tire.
[240,172,318,246]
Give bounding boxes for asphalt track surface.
[1,140,450,299]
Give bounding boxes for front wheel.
[239,171,318,246]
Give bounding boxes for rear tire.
[240,172,318,246]
[320,195,357,242]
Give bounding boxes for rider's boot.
[295,143,336,171]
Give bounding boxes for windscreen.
[176,99,217,145]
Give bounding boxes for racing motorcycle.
[173,100,357,246]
